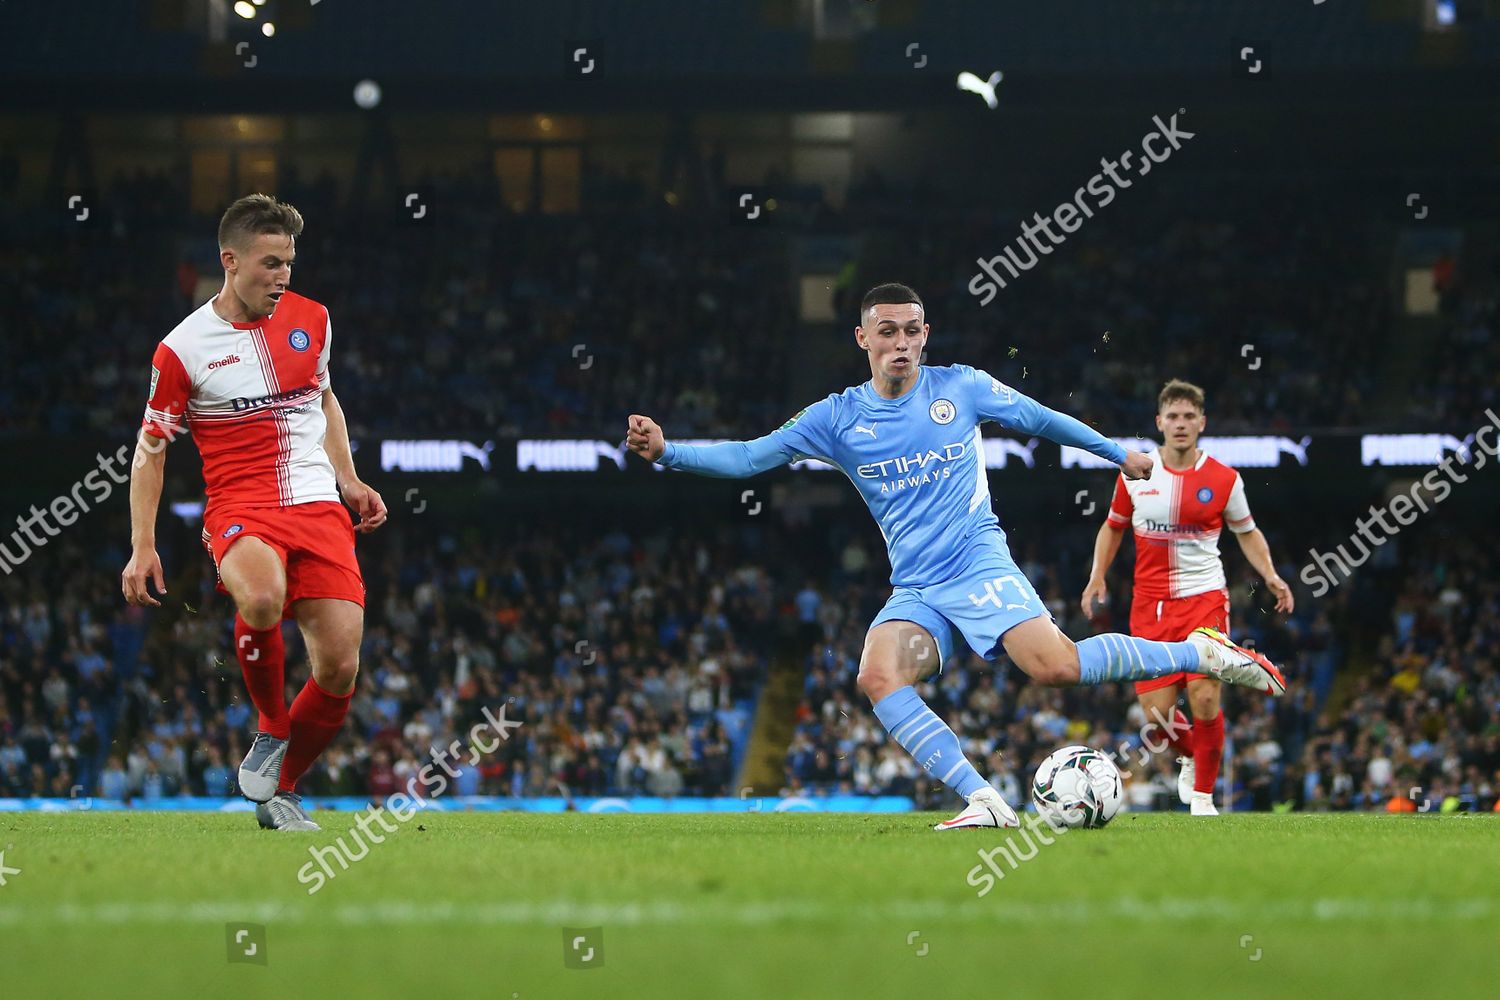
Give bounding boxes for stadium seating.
[0,168,1430,442]
[3,506,1495,811]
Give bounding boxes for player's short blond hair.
[218,194,304,251]
[1158,379,1205,413]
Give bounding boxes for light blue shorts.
[869,549,1049,671]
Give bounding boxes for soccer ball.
[1031,745,1124,829]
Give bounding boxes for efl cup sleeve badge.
[929,398,956,425]
[149,366,160,400]
[1197,487,1214,503]
[288,328,311,352]
[779,407,807,430]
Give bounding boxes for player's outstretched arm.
[122,429,168,607]
[626,413,800,479]
[973,369,1152,479]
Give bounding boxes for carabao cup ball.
[1031,744,1124,829]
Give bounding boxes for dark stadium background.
[1,0,1497,818]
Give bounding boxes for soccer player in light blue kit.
[626,284,1285,829]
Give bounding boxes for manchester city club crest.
[1197,487,1214,503]
[288,328,311,352]
[929,398,956,425]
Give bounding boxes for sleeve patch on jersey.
[990,377,1014,403]
[780,407,807,430]
[149,365,160,400]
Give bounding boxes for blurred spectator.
[0,467,1493,814]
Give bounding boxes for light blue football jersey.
[658,364,1126,587]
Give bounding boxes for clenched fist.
[626,414,665,463]
[1120,450,1154,481]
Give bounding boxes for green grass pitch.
[1,811,1496,999]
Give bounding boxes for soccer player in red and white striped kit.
[122,194,387,830]
[1082,380,1294,815]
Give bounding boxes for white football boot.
[933,786,1020,831]
[238,732,289,803]
[1188,628,1286,696]
[1189,790,1219,816]
[1177,756,1196,805]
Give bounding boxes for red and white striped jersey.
[1107,447,1255,600]
[142,291,339,511]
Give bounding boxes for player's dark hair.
[1158,378,1206,412]
[860,282,923,324]
[218,193,304,250]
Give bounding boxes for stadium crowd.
[1,158,1494,811]
[1415,273,1500,431]
[0,512,772,802]
[0,166,790,441]
[0,166,1446,447]
[845,175,1389,435]
[2,501,1494,813]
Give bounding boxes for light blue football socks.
[1077,633,1200,684]
[873,685,990,798]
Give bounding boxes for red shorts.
[1130,588,1229,694]
[202,501,365,619]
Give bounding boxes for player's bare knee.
[314,654,358,696]
[858,623,931,703]
[856,657,902,704]
[238,591,284,630]
[1189,684,1220,719]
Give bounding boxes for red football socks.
[278,677,354,793]
[234,614,290,740]
[1193,711,1225,795]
